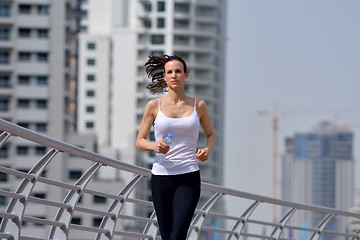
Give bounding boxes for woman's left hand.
[195,148,209,162]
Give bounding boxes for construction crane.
[258,104,353,221]
[336,122,360,130]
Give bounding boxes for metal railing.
[0,118,359,240]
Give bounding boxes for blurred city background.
[225,0,360,226]
[0,0,359,239]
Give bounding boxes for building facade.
[0,1,123,239]
[282,122,354,238]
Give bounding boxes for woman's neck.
[165,89,186,103]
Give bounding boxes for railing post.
[49,163,102,239]
[0,149,59,239]
[227,200,260,240]
[142,210,158,240]
[270,207,296,239]
[96,174,143,240]
[0,131,11,148]
[351,228,360,240]
[309,213,334,240]
[187,192,223,240]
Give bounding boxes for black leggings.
[151,170,201,240]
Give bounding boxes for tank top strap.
[194,98,197,111]
[157,98,161,111]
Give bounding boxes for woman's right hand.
[153,138,170,154]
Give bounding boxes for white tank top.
[151,98,200,175]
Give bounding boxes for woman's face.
[164,60,188,90]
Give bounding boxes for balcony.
[17,39,49,52]
[0,41,14,49]
[16,85,48,98]
[15,109,48,122]
[16,62,49,75]
[17,15,50,28]
[17,0,50,4]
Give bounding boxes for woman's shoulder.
[143,98,159,116]
[195,98,206,108]
[146,98,159,110]
[195,98,208,117]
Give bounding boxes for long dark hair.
[145,55,187,94]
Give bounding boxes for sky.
[223,0,360,221]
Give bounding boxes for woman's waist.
[163,148,196,161]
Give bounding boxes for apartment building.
[282,122,354,239]
[0,1,123,238]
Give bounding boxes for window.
[0,196,7,206]
[35,146,46,156]
[86,105,94,113]
[174,19,189,29]
[18,122,29,128]
[151,34,164,44]
[37,52,48,62]
[143,19,151,29]
[18,28,31,38]
[18,75,30,85]
[93,195,106,204]
[80,10,88,19]
[157,1,165,12]
[69,170,82,180]
[37,5,49,15]
[174,3,190,14]
[0,27,10,40]
[86,90,95,97]
[79,26,87,32]
[87,42,96,50]
[18,52,31,61]
[0,3,11,17]
[36,123,47,132]
[33,193,46,199]
[36,99,47,109]
[36,76,48,85]
[86,121,94,129]
[0,51,10,64]
[16,146,28,155]
[87,58,95,66]
[157,18,165,28]
[0,144,8,159]
[0,75,10,87]
[37,29,48,38]
[87,74,95,81]
[93,217,102,227]
[143,2,151,12]
[150,50,164,56]
[17,99,29,108]
[19,5,31,14]
[71,217,82,225]
[0,172,7,182]
[174,35,190,45]
[0,98,9,111]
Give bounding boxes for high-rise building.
[282,121,354,238]
[77,0,227,219]
[0,1,121,238]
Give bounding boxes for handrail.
[0,118,358,240]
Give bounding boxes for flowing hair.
[145,55,187,94]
